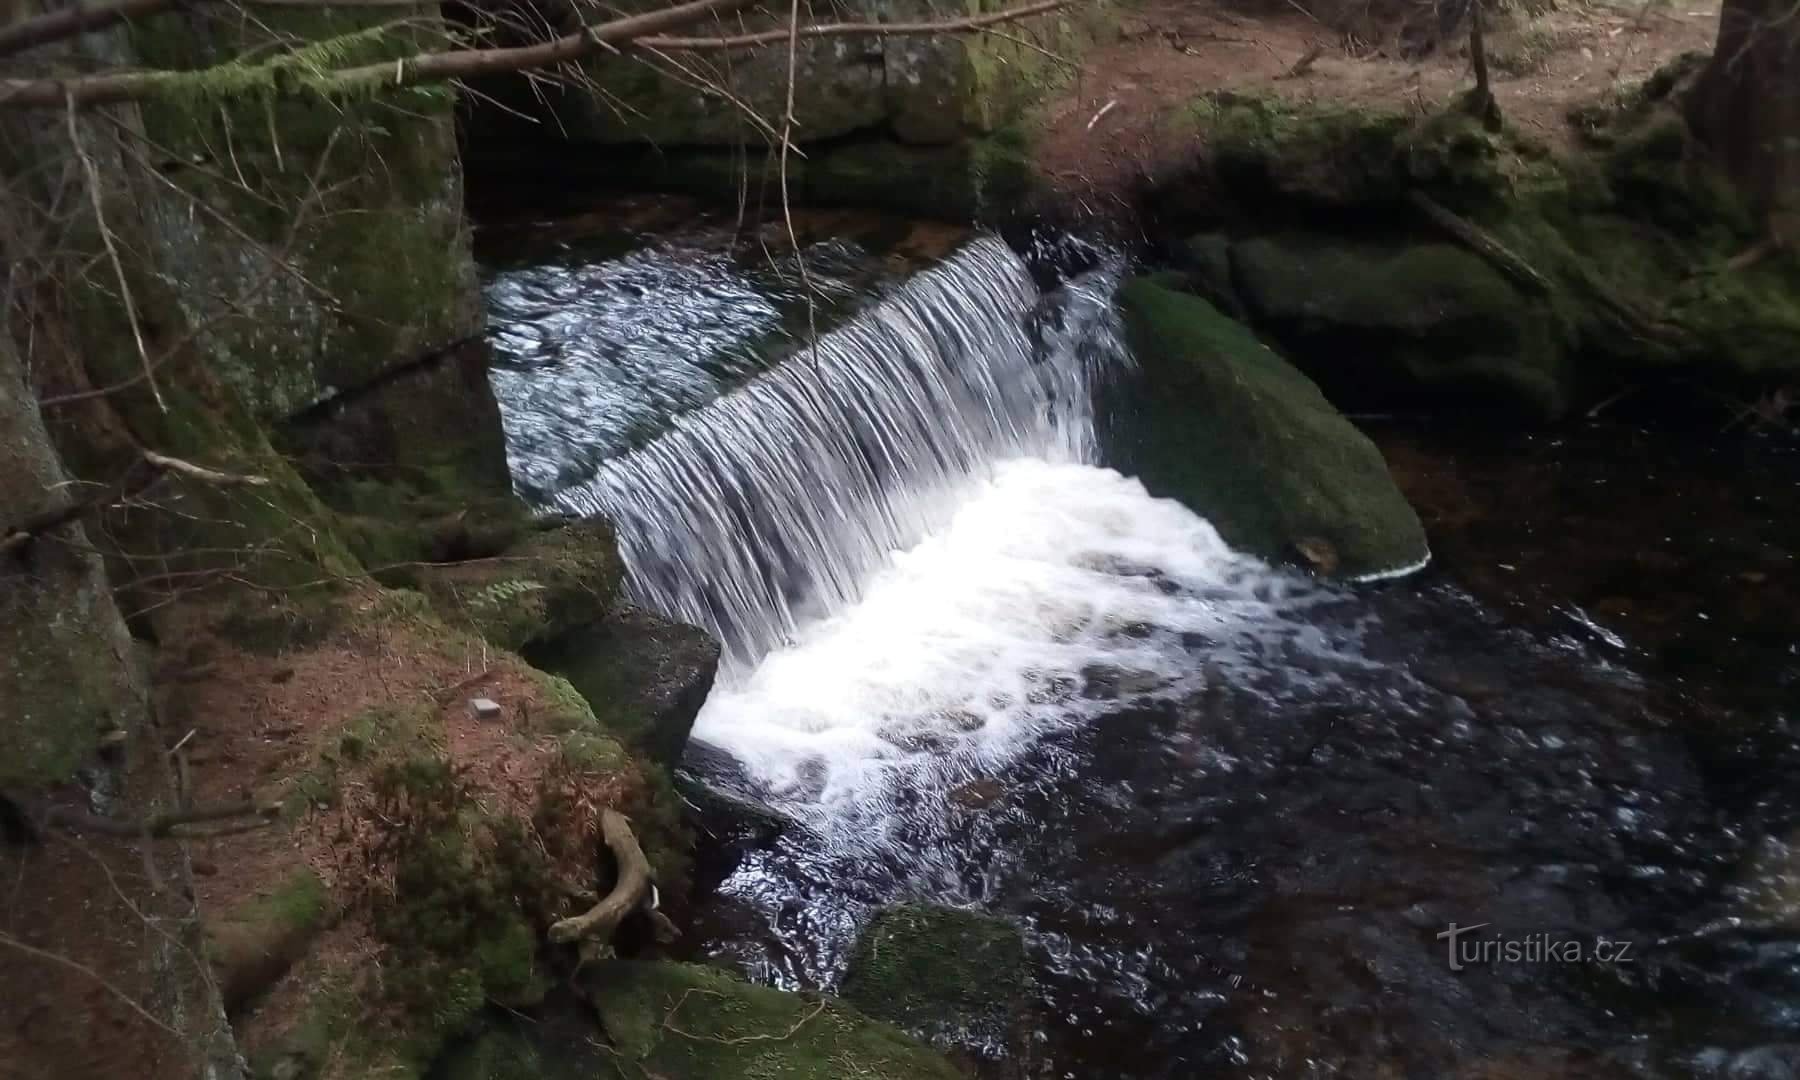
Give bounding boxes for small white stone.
[469,697,502,720]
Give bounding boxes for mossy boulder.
[437,1004,617,1080]
[527,607,722,770]
[841,903,1030,1059]
[582,960,965,1080]
[0,336,148,790]
[410,521,625,652]
[129,11,510,500]
[1113,275,1429,578]
[1173,93,1565,216]
[1220,233,1574,419]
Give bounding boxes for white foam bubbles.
[692,458,1330,823]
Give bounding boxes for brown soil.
[2,581,636,1078]
[0,781,201,1080]
[1035,0,1719,200]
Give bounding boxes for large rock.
[527,607,721,769]
[130,11,510,500]
[410,521,625,652]
[841,903,1030,1060]
[583,960,964,1080]
[1220,233,1574,420]
[0,335,147,790]
[1113,275,1430,579]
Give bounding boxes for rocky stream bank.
[2,0,1796,1077]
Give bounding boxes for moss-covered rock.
[1221,233,1574,419]
[841,903,1029,1058]
[410,521,625,652]
[1156,91,1800,417]
[0,336,148,791]
[1173,92,1567,216]
[582,960,965,1080]
[437,1004,617,1080]
[129,9,510,500]
[1113,274,1429,578]
[527,607,722,770]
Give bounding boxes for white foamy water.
[693,458,1336,827]
[549,237,1120,674]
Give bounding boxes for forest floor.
[1034,0,1719,201]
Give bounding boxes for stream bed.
[479,200,1800,1079]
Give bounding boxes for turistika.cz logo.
[1436,922,1635,971]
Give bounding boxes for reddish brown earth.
[1035,0,1719,200]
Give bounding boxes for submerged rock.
[582,960,964,1079]
[841,904,1030,1062]
[1113,274,1430,579]
[528,607,722,770]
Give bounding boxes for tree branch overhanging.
[637,0,1069,50]
[0,0,758,108]
[0,0,1073,109]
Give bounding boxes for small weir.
[548,236,1121,673]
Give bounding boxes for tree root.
[548,809,673,946]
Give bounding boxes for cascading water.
[498,234,1343,860]
[482,217,1799,1077]
[549,236,1122,674]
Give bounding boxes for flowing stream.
[482,205,1800,1078]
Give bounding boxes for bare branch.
[0,931,183,1039]
[0,0,759,108]
[37,799,282,838]
[637,0,1070,49]
[140,450,271,487]
[66,96,164,412]
[2,449,268,556]
[0,0,1075,109]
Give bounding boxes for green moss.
[525,608,721,769]
[841,904,1028,1052]
[1113,275,1429,578]
[1176,92,1565,214]
[583,960,965,1080]
[1227,233,1574,418]
[367,759,556,1058]
[414,522,624,652]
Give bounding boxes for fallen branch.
[38,799,282,839]
[1282,42,1325,78]
[546,809,656,945]
[1407,191,1552,295]
[0,0,758,108]
[638,0,1069,50]
[1409,191,1692,350]
[141,450,270,488]
[0,0,430,59]
[0,0,1072,106]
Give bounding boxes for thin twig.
[65,94,163,412]
[0,931,182,1038]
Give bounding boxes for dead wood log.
[1407,190,1552,295]
[548,809,659,946]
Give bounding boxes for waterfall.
[550,236,1124,675]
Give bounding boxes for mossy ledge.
[1142,82,1800,421]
